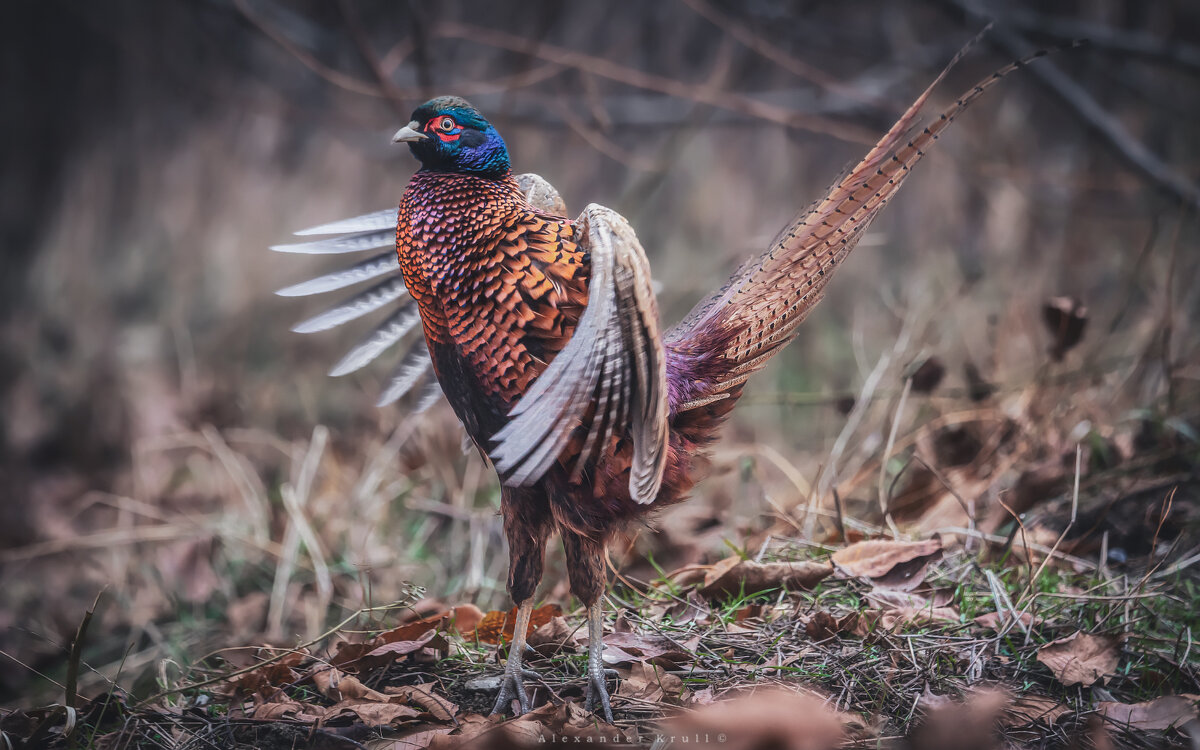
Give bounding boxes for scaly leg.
[491,598,537,715]
[583,600,614,723]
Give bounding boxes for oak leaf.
[698,556,832,598]
[466,603,562,644]
[1097,696,1198,731]
[1036,631,1119,687]
[831,538,943,590]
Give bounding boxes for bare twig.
[433,22,880,145]
[949,1,1200,208]
[679,0,894,110]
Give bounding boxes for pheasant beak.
[392,121,429,143]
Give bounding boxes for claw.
[584,601,616,723]
[584,664,615,724]
[490,600,537,717]
[492,668,532,716]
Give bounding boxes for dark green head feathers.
[392,96,511,180]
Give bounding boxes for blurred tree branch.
[948,0,1200,209]
[1002,8,1200,74]
[679,0,898,111]
[433,22,880,145]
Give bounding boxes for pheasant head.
[392,96,511,179]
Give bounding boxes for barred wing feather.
[276,173,569,410]
[491,204,668,504]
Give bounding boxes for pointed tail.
[664,37,1080,444]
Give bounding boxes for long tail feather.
[666,39,1077,422]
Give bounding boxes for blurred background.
[2,0,1198,705]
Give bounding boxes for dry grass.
[2,2,1200,747]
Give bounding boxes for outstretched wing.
[490,204,668,504]
[275,173,567,407]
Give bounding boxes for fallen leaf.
[227,661,301,697]
[379,618,445,644]
[253,701,324,722]
[805,611,856,641]
[448,604,485,635]
[467,604,562,645]
[860,605,959,632]
[425,714,497,748]
[1098,696,1198,731]
[311,667,389,702]
[527,616,574,652]
[326,699,422,727]
[831,538,943,590]
[617,661,683,703]
[1002,695,1068,727]
[365,630,448,661]
[368,725,456,749]
[663,687,846,750]
[1036,631,1119,687]
[602,632,692,668]
[910,688,1009,750]
[662,589,711,625]
[687,687,716,706]
[733,603,765,622]
[698,556,832,598]
[386,684,459,722]
[974,611,1038,631]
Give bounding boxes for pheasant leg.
[583,600,615,723]
[491,599,536,716]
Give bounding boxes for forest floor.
[3,439,1199,749]
[3,288,1200,750]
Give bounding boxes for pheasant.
[275,45,1043,721]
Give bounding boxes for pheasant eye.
[437,116,456,132]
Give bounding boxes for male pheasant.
[275,46,1040,721]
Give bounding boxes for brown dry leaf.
[618,661,684,704]
[1036,631,1120,687]
[1002,695,1068,727]
[602,632,692,668]
[733,603,765,622]
[831,537,943,590]
[467,603,563,645]
[974,611,1038,631]
[805,611,856,641]
[526,615,573,652]
[386,684,459,722]
[448,604,485,635]
[663,687,846,750]
[425,714,497,748]
[326,699,422,727]
[687,686,716,706]
[861,605,959,633]
[698,556,832,599]
[311,667,389,702]
[253,700,324,722]
[378,617,445,644]
[367,725,456,749]
[1098,696,1198,731]
[227,661,301,697]
[331,639,379,670]
[364,630,448,663]
[910,688,1009,750]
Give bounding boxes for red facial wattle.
[426,115,462,142]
